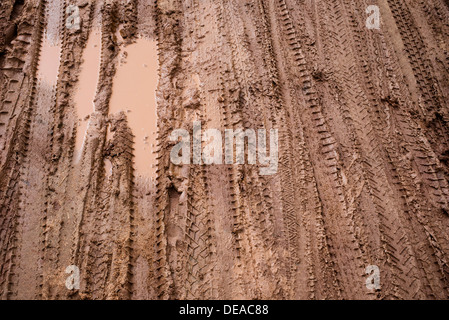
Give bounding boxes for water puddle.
[73,28,102,162]
[37,38,61,86]
[104,158,112,178]
[45,0,62,46]
[109,38,159,180]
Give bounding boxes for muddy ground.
[1,0,449,300]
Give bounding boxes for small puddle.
[73,28,102,162]
[37,38,61,86]
[109,38,159,180]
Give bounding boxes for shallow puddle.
[38,37,61,86]
[109,38,159,179]
[73,28,102,162]
[104,158,112,178]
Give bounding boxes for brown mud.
[0,0,449,300]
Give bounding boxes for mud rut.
[0,0,449,300]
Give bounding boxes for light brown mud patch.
[73,28,102,162]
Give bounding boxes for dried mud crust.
[0,0,448,300]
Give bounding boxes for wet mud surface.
[0,0,449,300]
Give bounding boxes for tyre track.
[387,0,449,178]
[0,0,44,299]
[16,0,63,299]
[70,1,135,299]
[153,0,184,299]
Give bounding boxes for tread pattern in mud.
[0,0,449,299]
